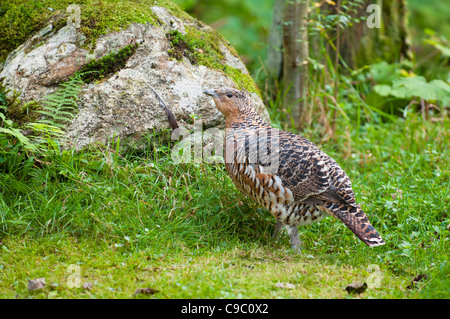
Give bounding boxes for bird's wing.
[274,130,357,206]
[228,126,356,206]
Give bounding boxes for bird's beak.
[203,90,219,98]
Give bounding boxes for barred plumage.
[204,88,385,250]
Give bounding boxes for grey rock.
[28,278,46,291]
[0,6,269,150]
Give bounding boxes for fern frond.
[38,72,84,129]
[0,127,37,152]
[27,123,65,137]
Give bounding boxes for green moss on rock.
[0,0,259,94]
[222,66,259,95]
[77,1,159,50]
[167,29,223,67]
[166,28,259,94]
[0,0,159,61]
[0,1,51,62]
[77,43,140,83]
[0,77,40,125]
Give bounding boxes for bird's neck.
[225,109,270,129]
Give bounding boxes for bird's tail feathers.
[324,203,385,247]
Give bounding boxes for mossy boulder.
[0,0,269,149]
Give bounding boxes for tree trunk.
[282,0,309,129]
[339,0,413,69]
[267,0,286,79]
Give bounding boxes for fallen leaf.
[406,274,428,289]
[345,282,367,295]
[134,288,159,295]
[390,188,403,200]
[28,278,46,291]
[83,282,93,290]
[275,282,295,289]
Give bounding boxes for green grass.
[0,109,449,298]
[0,1,448,299]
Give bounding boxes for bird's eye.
[226,93,233,98]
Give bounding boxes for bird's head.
[204,88,251,118]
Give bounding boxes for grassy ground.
[0,109,448,298]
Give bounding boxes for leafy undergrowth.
[0,109,449,298]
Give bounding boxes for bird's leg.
[286,225,302,252]
[272,219,284,239]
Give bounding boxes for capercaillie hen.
[204,88,385,251]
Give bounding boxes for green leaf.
[434,43,450,57]
[389,76,429,99]
[429,79,450,105]
[373,84,393,97]
[375,76,450,105]
[424,37,450,57]
[369,61,401,84]
[0,127,37,152]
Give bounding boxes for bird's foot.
[291,242,303,253]
[272,219,284,240]
[287,225,302,254]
